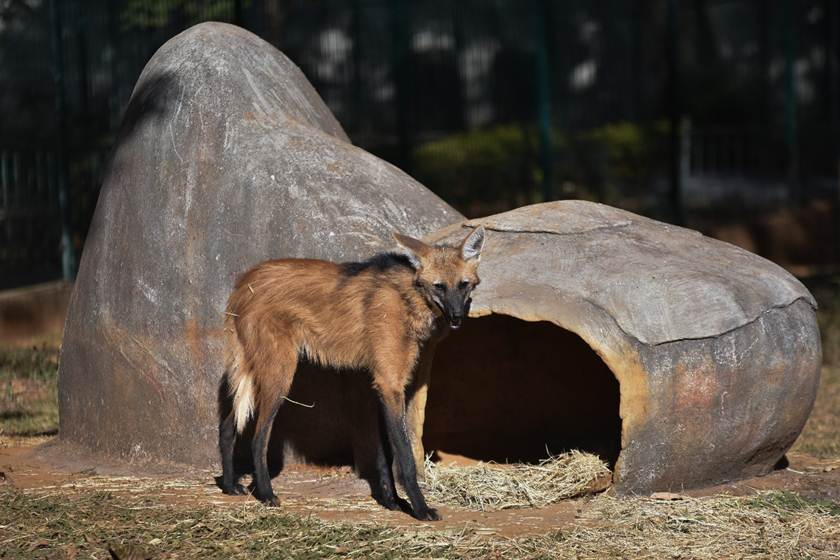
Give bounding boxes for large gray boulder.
[58,22,461,467]
[425,201,821,493]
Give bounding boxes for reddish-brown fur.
[218,227,484,521]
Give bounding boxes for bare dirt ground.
[1,439,839,536]
[2,441,589,539]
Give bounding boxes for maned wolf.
[218,226,485,521]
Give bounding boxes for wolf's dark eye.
[459,280,470,290]
[433,282,446,292]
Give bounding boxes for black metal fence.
[0,147,63,287]
[1,0,838,288]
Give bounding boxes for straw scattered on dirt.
[566,491,840,560]
[423,451,611,511]
[2,483,840,560]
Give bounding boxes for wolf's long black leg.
[252,396,285,506]
[219,409,246,495]
[351,383,409,513]
[378,390,440,521]
[371,407,412,512]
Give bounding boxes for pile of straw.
[422,450,611,510]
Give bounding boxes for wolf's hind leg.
[251,344,296,507]
[219,408,246,495]
[251,393,286,506]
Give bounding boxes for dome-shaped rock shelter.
[424,202,820,493]
[57,22,821,496]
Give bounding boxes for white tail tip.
[232,374,254,434]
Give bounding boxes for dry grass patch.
[794,275,840,459]
[807,275,840,365]
[565,491,840,559]
[423,451,611,511]
[794,364,840,458]
[2,483,840,559]
[0,345,59,438]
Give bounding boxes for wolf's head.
[393,226,485,329]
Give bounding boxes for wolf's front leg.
[377,385,440,521]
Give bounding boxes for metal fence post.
[666,0,684,225]
[234,0,244,27]
[49,0,77,281]
[783,0,800,205]
[388,0,411,170]
[1,151,7,211]
[534,0,553,203]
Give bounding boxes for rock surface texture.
[426,201,821,494]
[58,22,461,467]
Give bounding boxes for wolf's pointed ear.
[461,225,485,262]
[393,232,430,269]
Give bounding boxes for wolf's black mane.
[340,252,415,276]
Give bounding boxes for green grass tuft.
[746,490,840,516]
[0,345,59,437]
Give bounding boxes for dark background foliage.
[1,0,838,287]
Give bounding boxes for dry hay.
[3,462,840,559]
[422,450,611,510]
[4,483,839,559]
[565,491,840,559]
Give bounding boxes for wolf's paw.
[380,498,401,511]
[221,483,247,496]
[260,494,280,508]
[414,506,441,521]
[377,495,412,513]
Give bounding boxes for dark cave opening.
[424,314,623,467]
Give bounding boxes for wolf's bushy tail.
[227,344,254,433]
